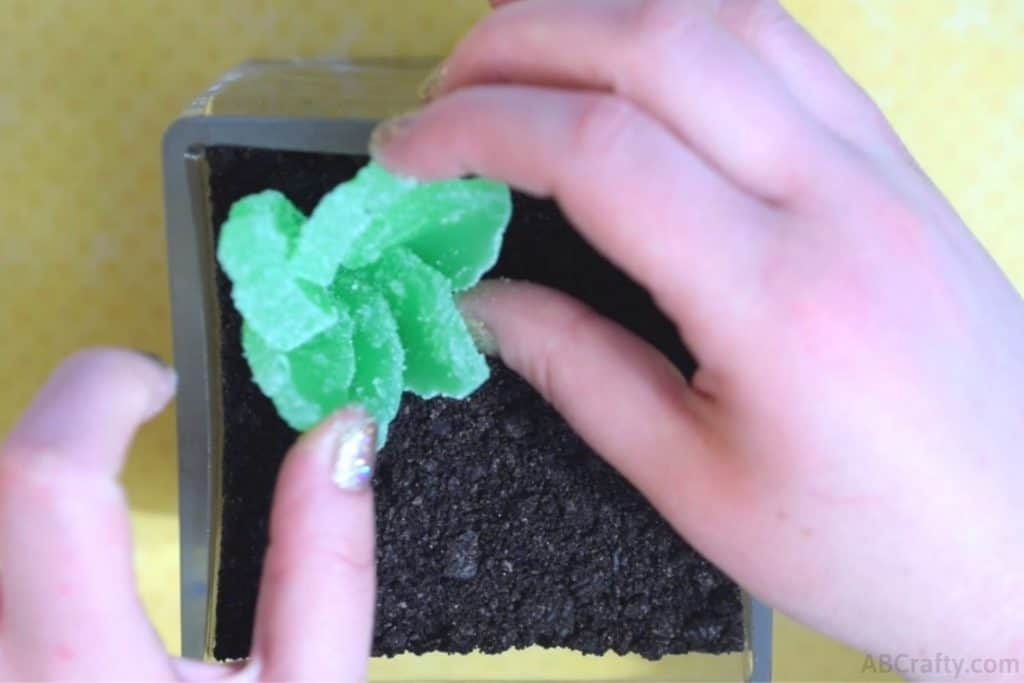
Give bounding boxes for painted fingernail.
[322,409,378,492]
[369,112,418,160]
[417,60,449,103]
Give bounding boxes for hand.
[0,349,376,680]
[372,0,1024,671]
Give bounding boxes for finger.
[434,0,844,202]
[374,85,774,355]
[478,0,909,163]
[716,0,911,161]
[0,349,177,680]
[253,409,377,682]
[459,280,737,543]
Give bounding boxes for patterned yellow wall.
[0,1,1020,680]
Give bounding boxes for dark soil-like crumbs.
[205,146,743,661]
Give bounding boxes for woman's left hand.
[0,349,377,681]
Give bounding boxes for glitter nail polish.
[331,413,378,491]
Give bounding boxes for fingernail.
[463,315,499,357]
[457,293,500,356]
[417,60,449,103]
[307,409,378,492]
[369,112,418,160]
[332,411,378,491]
[132,350,177,414]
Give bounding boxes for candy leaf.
[397,179,512,290]
[218,163,512,442]
[219,191,337,351]
[290,164,415,287]
[242,324,324,431]
[363,248,488,398]
[334,275,406,446]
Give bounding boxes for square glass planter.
[162,60,772,682]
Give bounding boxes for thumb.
[0,349,177,680]
[459,280,733,539]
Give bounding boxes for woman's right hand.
[373,0,1024,674]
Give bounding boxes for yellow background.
[1,0,1021,680]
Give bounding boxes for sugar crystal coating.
[290,164,416,287]
[219,191,338,351]
[218,163,511,442]
[364,248,488,398]
[338,278,405,446]
[393,180,512,290]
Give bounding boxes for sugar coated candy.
[217,163,512,443]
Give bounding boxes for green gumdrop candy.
[241,308,357,432]
[288,306,356,408]
[387,179,512,290]
[290,164,416,287]
[290,163,511,290]
[242,324,320,431]
[362,248,488,398]
[332,275,405,446]
[219,191,337,351]
[220,163,512,444]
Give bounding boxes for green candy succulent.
[217,162,512,444]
